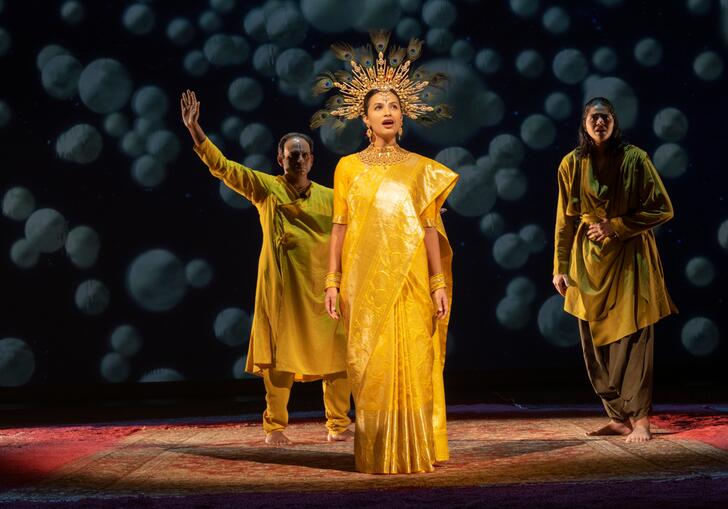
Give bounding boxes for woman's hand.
[587,219,616,242]
[180,89,200,128]
[552,274,569,296]
[432,288,449,320]
[325,287,340,320]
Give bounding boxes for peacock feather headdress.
[310,30,450,129]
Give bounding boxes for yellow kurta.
[553,144,677,347]
[333,151,458,474]
[194,138,346,379]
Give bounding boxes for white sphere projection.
[100,352,130,383]
[0,338,35,386]
[65,225,100,269]
[56,124,103,164]
[123,3,156,35]
[266,5,308,47]
[24,208,67,253]
[127,249,187,312]
[693,51,724,81]
[520,114,556,150]
[681,317,720,356]
[445,165,496,217]
[423,0,457,28]
[110,325,143,357]
[185,259,214,288]
[718,219,728,250]
[60,2,84,26]
[653,107,688,142]
[204,35,250,66]
[214,307,251,347]
[75,279,110,315]
[320,120,364,155]
[516,49,545,78]
[3,186,36,221]
[538,295,579,347]
[592,46,618,72]
[519,224,547,253]
[542,6,570,34]
[233,356,256,379]
[552,49,588,84]
[184,50,209,76]
[475,48,501,74]
[139,368,185,383]
[653,143,688,179]
[131,85,168,120]
[496,296,531,330]
[472,90,505,127]
[199,11,222,33]
[228,77,263,112]
[276,48,314,83]
[545,92,572,120]
[78,59,133,114]
[435,147,474,170]
[10,238,39,269]
[166,18,195,46]
[687,0,711,15]
[489,134,525,168]
[120,131,145,158]
[634,37,663,67]
[300,0,357,33]
[493,233,529,270]
[240,123,273,154]
[479,212,505,239]
[685,256,715,287]
[41,54,82,100]
[253,44,280,78]
[510,0,540,18]
[146,130,180,164]
[506,276,537,305]
[37,44,69,70]
[495,168,527,201]
[243,8,268,42]
[132,155,166,188]
[219,181,252,210]
[104,112,129,138]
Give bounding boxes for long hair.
[576,97,624,157]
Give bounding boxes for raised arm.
[181,89,273,203]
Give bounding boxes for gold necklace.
[357,144,411,165]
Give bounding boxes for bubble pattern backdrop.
[1,0,725,387]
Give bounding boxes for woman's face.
[363,91,403,142]
[584,103,614,146]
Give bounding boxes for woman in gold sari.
[313,32,458,474]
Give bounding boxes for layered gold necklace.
[357,144,411,165]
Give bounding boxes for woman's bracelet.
[429,273,446,293]
[325,271,342,290]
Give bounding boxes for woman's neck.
[372,136,398,148]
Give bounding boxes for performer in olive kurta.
[313,32,458,473]
[181,90,352,446]
[553,97,677,443]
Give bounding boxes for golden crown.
[310,31,450,129]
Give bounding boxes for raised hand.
[180,89,200,128]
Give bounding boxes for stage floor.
[1,404,727,507]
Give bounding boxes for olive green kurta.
[194,138,346,379]
[553,144,677,347]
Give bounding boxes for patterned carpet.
[1,406,727,506]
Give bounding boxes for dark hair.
[363,88,402,115]
[576,97,624,157]
[277,132,314,155]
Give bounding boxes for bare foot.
[586,420,633,436]
[626,417,652,443]
[265,430,292,446]
[327,429,354,442]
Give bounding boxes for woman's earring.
[366,126,373,143]
[397,125,403,140]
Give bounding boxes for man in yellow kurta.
[553,97,677,443]
[181,90,351,445]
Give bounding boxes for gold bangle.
[325,271,342,290]
[429,273,446,293]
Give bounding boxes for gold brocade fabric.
[553,144,677,347]
[194,138,346,380]
[333,151,458,473]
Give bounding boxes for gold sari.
[333,150,458,473]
